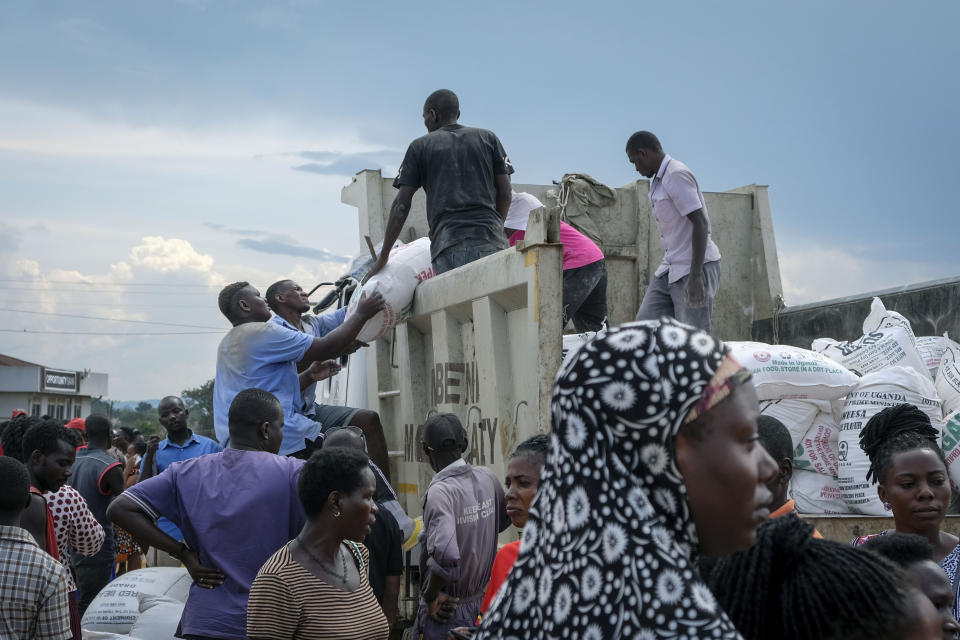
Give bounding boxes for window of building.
[31,402,41,417]
[73,404,82,419]
[48,397,66,421]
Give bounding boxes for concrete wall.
[342,170,784,341]
[0,364,40,393]
[806,515,960,543]
[752,277,960,348]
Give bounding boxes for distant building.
[0,354,108,421]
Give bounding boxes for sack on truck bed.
[793,411,840,477]
[726,341,859,401]
[759,399,828,448]
[791,469,849,514]
[812,298,930,381]
[347,238,435,343]
[836,366,942,515]
[917,333,956,381]
[936,341,960,417]
[941,411,960,490]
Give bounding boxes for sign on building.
[42,368,78,393]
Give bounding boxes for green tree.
[182,379,215,437]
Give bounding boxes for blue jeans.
[635,260,721,333]
[432,241,507,275]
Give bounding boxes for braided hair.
[859,404,944,484]
[860,532,933,568]
[0,415,40,462]
[707,514,911,640]
[510,433,550,467]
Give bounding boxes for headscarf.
[475,318,748,640]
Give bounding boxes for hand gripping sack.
[836,366,942,515]
[793,411,840,477]
[936,341,960,417]
[791,470,849,514]
[347,238,435,343]
[726,341,859,401]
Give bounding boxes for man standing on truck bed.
[366,89,513,278]
[627,131,722,332]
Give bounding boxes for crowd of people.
[1,87,956,640]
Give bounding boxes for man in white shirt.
[627,131,722,332]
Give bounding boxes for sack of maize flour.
[791,470,849,514]
[916,333,955,381]
[347,238,434,343]
[936,341,960,417]
[836,366,942,515]
[941,411,960,489]
[862,296,917,340]
[726,341,859,401]
[812,298,929,380]
[759,399,828,448]
[793,411,840,477]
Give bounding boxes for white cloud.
[129,236,215,274]
[778,239,950,306]
[0,100,382,160]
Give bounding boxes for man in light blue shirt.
[213,281,384,457]
[138,396,222,541]
[264,279,390,475]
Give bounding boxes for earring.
[883,502,892,510]
[333,510,341,518]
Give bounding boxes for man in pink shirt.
[627,131,722,332]
[505,192,607,332]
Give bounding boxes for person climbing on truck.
[628,131,722,332]
[265,278,390,476]
[213,281,386,460]
[504,192,607,332]
[366,89,513,278]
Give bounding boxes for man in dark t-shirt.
[366,89,514,277]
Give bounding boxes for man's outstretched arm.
[301,291,385,364]
[363,185,416,283]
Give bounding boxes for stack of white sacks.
[730,297,960,515]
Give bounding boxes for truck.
[329,169,960,625]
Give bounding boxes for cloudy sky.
[1,0,958,400]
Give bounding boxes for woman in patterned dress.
[474,318,777,640]
[850,404,960,621]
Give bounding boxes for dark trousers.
[563,260,608,332]
[75,562,113,617]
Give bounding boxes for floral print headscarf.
[474,319,745,640]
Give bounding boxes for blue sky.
[1,0,958,399]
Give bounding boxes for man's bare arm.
[494,174,511,221]
[364,186,417,283]
[686,209,709,307]
[380,574,401,629]
[301,292,384,364]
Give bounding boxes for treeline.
[91,379,215,438]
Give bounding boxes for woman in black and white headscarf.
[474,318,777,640]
